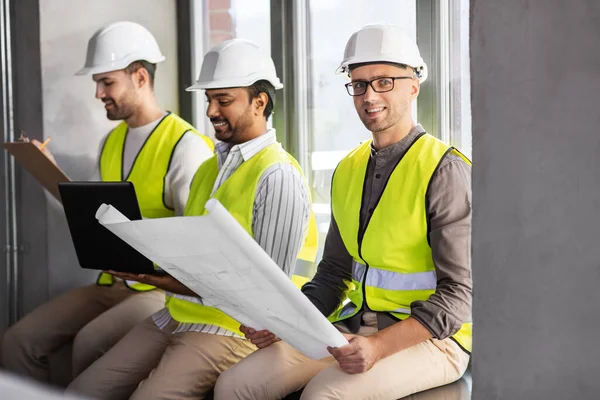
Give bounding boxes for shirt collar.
[370,124,426,156]
[215,129,277,163]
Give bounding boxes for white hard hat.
[336,22,428,83]
[187,39,283,91]
[76,21,165,76]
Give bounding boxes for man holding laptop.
[67,38,314,400]
[1,21,213,382]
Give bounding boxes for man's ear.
[411,79,420,99]
[254,92,268,115]
[135,68,149,89]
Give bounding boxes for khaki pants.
[67,316,256,400]
[214,313,470,400]
[1,282,165,382]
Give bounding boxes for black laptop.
[58,181,158,275]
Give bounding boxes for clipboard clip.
[18,130,30,143]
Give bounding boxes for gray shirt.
[302,124,472,340]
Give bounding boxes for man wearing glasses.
[214,23,473,399]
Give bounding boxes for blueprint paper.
[95,199,348,359]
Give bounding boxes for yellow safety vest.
[329,133,472,353]
[166,142,317,334]
[97,112,214,291]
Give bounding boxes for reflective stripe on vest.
[329,133,473,353]
[353,261,437,291]
[166,142,316,334]
[97,112,214,292]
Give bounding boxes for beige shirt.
[302,124,472,340]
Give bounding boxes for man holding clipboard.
[1,21,214,383]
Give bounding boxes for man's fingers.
[136,274,156,284]
[105,270,158,286]
[240,326,269,340]
[338,364,365,374]
[246,329,271,339]
[334,353,365,364]
[253,338,278,349]
[337,358,366,368]
[106,272,127,279]
[248,332,275,342]
[251,337,275,346]
[249,333,278,347]
[105,270,136,279]
[327,343,356,358]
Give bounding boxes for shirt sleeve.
[301,214,353,317]
[410,155,473,339]
[252,164,310,277]
[93,132,110,181]
[164,132,214,216]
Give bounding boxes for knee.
[1,322,40,373]
[300,371,342,400]
[65,376,87,398]
[214,366,259,400]
[300,381,338,400]
[71,325,104,376]
[213,367,238,400]
[72,324,99,357]
[2,323,29,360]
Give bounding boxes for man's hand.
[327,333,383,374]
[105,270,196,296]
[31,139,58,166]
[239,325,281,349]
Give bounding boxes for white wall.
[39,0,178,296]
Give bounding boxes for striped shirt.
[152,129,311,336]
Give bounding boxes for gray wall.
[4,0,48,323]
[471,1,600,398]
[39,0,179,299]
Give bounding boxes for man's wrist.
[368,332,385,362]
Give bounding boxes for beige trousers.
[214,313,470,400]
[1,282,165,382]
[67,316,256,400]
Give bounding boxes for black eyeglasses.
[345,76,414,96]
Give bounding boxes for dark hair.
[245,80,276,121]
[125,60,157,87]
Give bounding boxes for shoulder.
[173,131,214,155]
[427,151,472,207]
[259,162,306,186]
[435,152,471,179]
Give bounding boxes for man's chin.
[215,131,234,143]
[106,111,130,121]
[359,117,391,133]
[360,121,380,132]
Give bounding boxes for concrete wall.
[38,0,178,298]
[471,1,600,398]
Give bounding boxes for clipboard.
[2,137,71,200]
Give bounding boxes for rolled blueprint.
[96,199,348,359]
